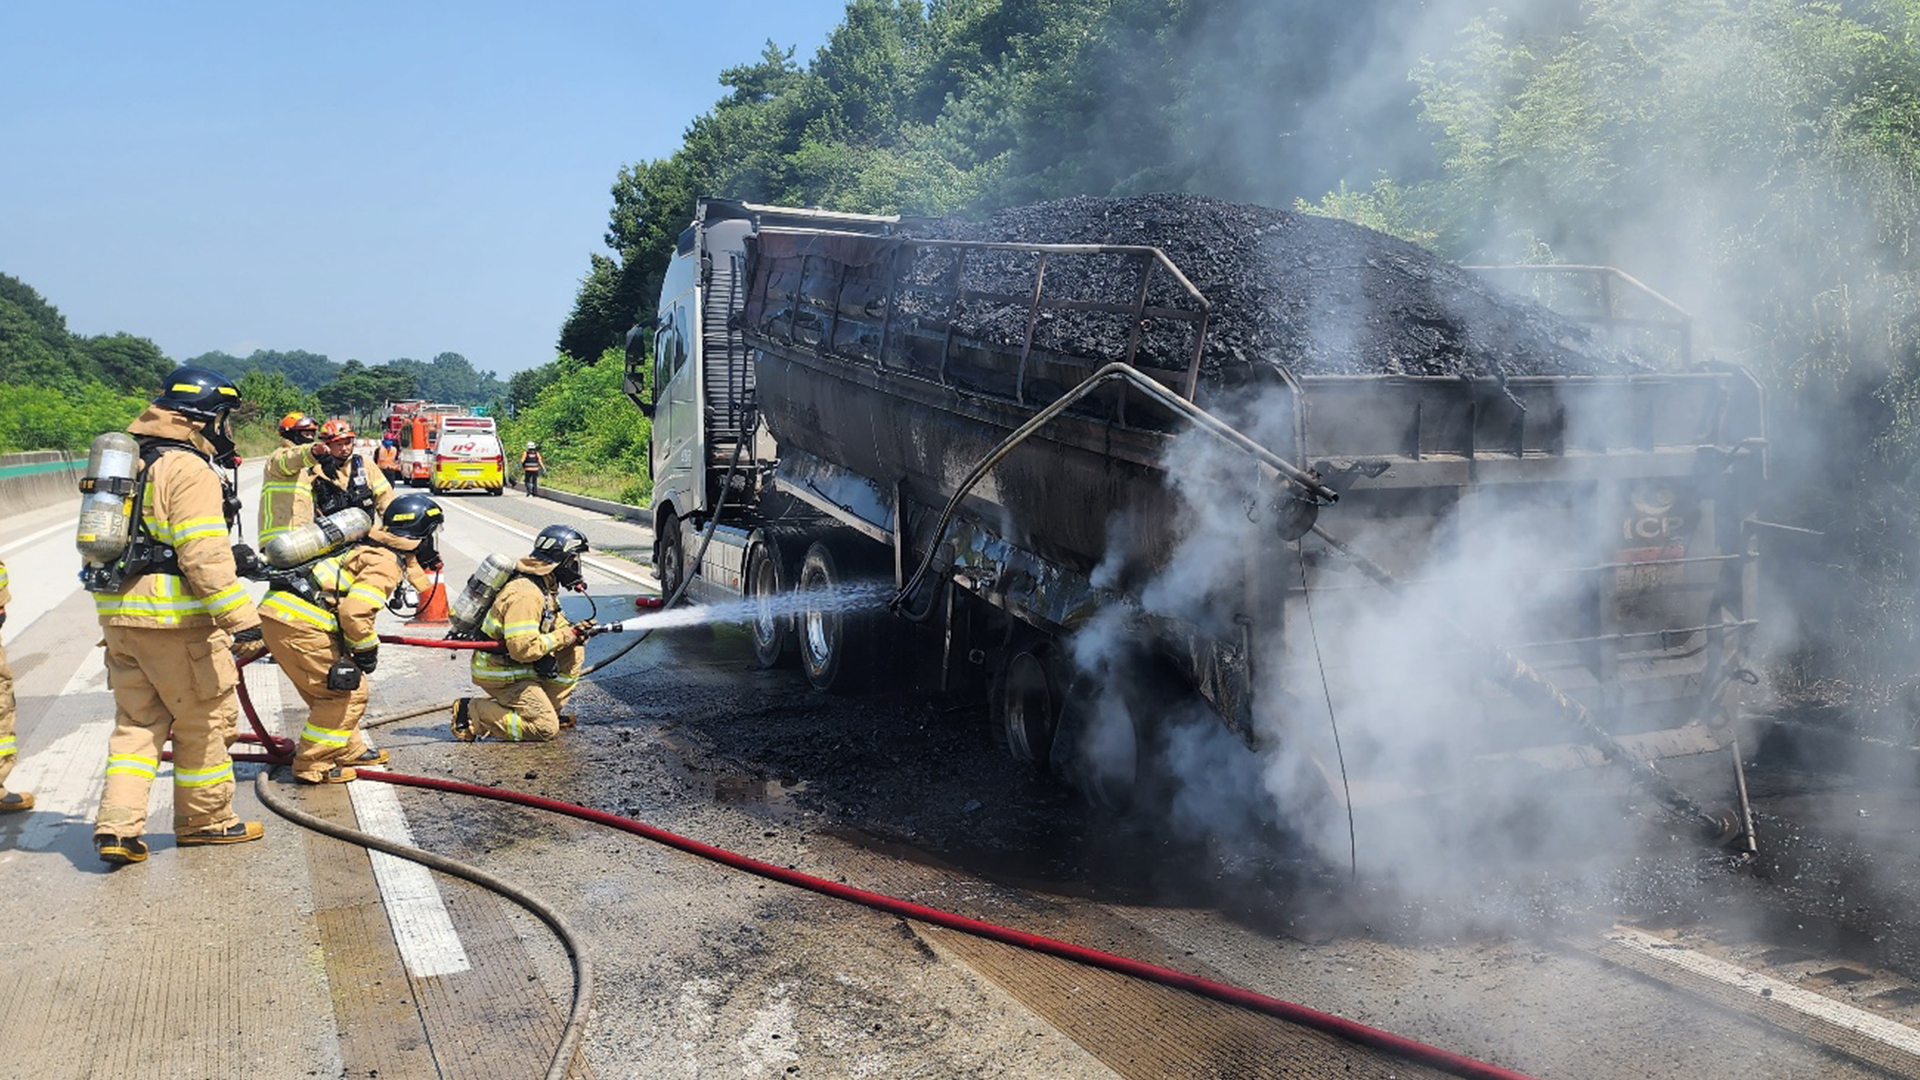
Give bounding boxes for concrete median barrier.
[0,451,83,513]
[531,484,653,528]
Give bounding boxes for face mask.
[556,556,585,592]
[414,533,443,572]
[204,413,239,468]
[289,428,315,446]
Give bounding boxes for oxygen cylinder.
[449,552,517,638]
[263,507,372,569]
[75,432,141,565]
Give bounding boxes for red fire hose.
[231,638,1542,1080]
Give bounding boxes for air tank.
[449,552,518,638]
[263,507,372,569]
[75,432,141,565]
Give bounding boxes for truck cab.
[625,199,902,594]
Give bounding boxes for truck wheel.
[992,646,1060,771]
[656,512,686,603]
[1051,655,1182,815]
[797,539,879,693]
[747,538,793,669]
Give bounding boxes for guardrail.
[0,451,83,514]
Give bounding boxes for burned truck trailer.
[627,196,1766,825]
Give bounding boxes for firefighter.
[520,441,545,497]
[450,525,599,743]
[258,411,320,545]
[260,494,446,783]
[92,366,267,866]
[311,419,395,520]
[0,559,29,814]
[375,438,402,485]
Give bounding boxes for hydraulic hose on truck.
[228,635,1542,1080]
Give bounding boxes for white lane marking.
[10,661,112,849]
[243,630,464,977]
[347,777,472,977]
[1606,926,1920,1054]
[439,499,659,588]
[0,518,74,558]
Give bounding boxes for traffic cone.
[408,572,450,626]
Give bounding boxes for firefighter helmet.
[382,494,445,539]
[151,367,241,420]
[530,524,589,562]
[278,412,318,438]
[318,418,356,441]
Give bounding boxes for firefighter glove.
[352,648,379,674]
[571,617,597,643]
[230,627,267,661]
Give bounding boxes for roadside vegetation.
[497,350,651,506]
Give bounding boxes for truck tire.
[1051,653,1181,815]
[991,645,1061,771]
[656,511,686,603]
[747,536,793,669]
[797,539,880,693]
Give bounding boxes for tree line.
[0,271,508,453]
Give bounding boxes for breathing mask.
[204,412,239,469]
[555,554,585,592]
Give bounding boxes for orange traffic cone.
[408,573,450,626]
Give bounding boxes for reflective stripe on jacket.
[94,407,260,634]
[259,540,406,652]
[0,557,10,608]
[471,565,575,686]
[259,440,319,543]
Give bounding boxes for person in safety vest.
[519,442,545,497]
[92,367,267,867]
[311,419,395,520]
[375,438,401,485]
[450,524,602,742]
[260,494,446,784]
[0,559,30,813]
[258,411,320,545]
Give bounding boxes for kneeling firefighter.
[260,494,446,783]
[82,367,266,866]
[450,525,602,743]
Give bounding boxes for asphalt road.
[4,476,1920,1078]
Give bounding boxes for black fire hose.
[252,769,593,1080]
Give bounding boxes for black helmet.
[531,524,589,562]
[382,494,445,539]
[152,366,241,419]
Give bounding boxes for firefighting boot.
[177,821,265,846]
[558,713,577,731]
[450,699,476,742]
[0,791,33,813]
[347,747,390,766]
[95,833,149,866]
[295,766,357,785]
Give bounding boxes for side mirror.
[623,321,655,417]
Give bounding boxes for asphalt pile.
[909,193,1649,393]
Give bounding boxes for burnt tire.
[656,511,686,604]
[1050,653,1183,815]
[797,538,883,693]
[991,645,1061,771]
[747,537,794,669]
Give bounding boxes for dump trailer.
[626,197,1766,831]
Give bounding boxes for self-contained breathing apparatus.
[313,451,379,518]
[77,436,245,594]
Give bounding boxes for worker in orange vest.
[520,442,545,497]
[374,439,401,485]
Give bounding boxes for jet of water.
[606,582,892,634]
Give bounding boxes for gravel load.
[910,193,1650,391]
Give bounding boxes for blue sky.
[0,2,850,378]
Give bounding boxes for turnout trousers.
[96,625,242,839]
[463,664,578,742]
[259,616,373,782]
[0,638,15,794]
